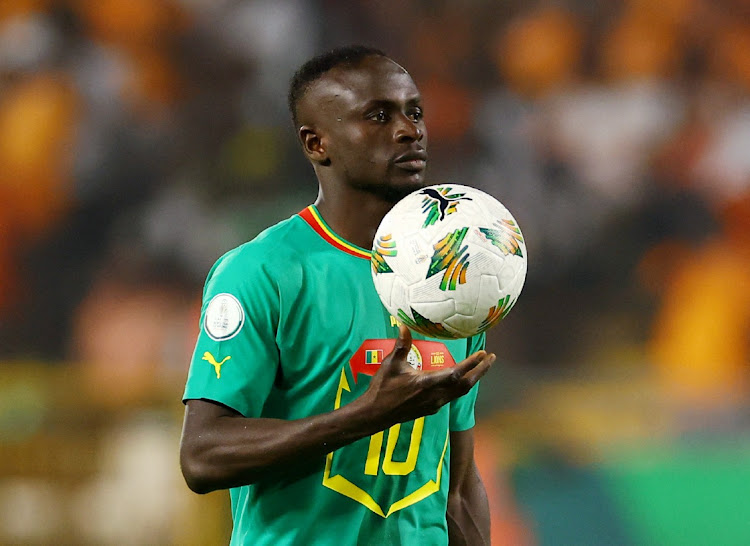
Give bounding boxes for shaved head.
[296,55,411,128]
[288,45,386,129]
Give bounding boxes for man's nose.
[394,115,423,143]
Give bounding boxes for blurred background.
[0,0,749,544]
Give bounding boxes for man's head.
[288,45,387,130]
[288,45,428,203]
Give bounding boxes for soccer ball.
[371,184,527,339]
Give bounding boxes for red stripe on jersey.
[299,205,372,260]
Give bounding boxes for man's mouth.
[394,150,428,172]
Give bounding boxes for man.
[180,45,495,545]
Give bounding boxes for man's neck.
[314,190,393,250]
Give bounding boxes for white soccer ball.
[371,184,527,339]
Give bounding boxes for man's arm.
[180,325,495,494]
[447,428,491,545]
[181,397,384,494]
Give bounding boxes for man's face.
[300,56,428,203]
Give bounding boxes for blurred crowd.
[1,0,747,406]
[0,0,749,544]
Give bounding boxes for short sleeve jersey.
[183,205,485,546]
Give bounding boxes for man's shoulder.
[243,213,310,253]
[212,213,311,274]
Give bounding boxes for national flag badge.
[365,349,383,364]
[349,339,456,383]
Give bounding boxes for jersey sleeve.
[448,332,486,431]
[183,247,280,417]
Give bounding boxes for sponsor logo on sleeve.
[202,351,231,379]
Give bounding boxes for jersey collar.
[299,205,372,260]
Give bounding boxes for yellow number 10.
[364,417,425,476]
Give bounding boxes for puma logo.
[420,187,472,226]
[202,351,231,378]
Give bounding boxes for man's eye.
[409,109,423,122]
[370,110,388,122]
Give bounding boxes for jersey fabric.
[183,205,485,546]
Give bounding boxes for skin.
[448,428,491,545]
[298,55,430,249]
[180,55,493,544]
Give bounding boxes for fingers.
[423,351,496,392]
[454,350,490,376]
[391,325,412,361]
[376,326,413,381]
[460,352,495,385]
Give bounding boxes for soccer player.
[180,45,496,545]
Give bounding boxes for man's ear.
[299,125,330,166]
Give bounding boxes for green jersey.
[183,205,485,546]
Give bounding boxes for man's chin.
[354,178,427,204]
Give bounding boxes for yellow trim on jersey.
[385,430,448,517]
[322,366,449,518]
[307,206,372,259]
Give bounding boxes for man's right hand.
[181,325,494,492]
[360,325,495,428]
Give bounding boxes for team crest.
[407,344,422,370]
[420,186,472,227]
